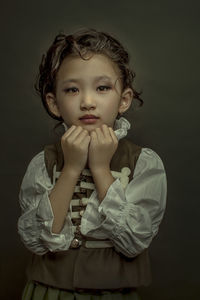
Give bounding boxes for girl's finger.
[63,125,77,138]
[101,124,110,139]
[65,126,84,141]
[91,130,97,140]
[75,129,90,144]
[95,127,105,142]
[90,130,97,146]
[108,127,118,142]
[78,134,91,147]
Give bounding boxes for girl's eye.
[64,87,78,93]
[97,86,111,92]
[63,86,111,93]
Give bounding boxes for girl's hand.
[61,125,91,174]
[88,124,118,172]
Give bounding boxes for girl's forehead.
[57,53,121,79]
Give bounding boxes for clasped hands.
[88,124,118,171]
[61,124,118,174]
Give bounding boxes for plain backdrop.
[1,0,200,299]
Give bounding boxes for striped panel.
[53,166,131,190]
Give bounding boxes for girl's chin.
[81,124,99,132]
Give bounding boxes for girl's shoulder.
[26,151,45,171]
[22,151,47,184]
[20,150,52,193]
[137,146,166,172]
[140,146,164,160]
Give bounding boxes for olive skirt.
[22,281,141,300]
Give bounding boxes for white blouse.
[17,117,167,257]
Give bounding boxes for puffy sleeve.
[17,151,75,255]
[81,148,167,258]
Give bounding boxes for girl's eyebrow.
[61,75,113,85]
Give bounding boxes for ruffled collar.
[62,117,131,141]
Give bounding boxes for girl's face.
[46,53,133,133]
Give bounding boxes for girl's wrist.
[61,165,82,178]
[90,165,110,175]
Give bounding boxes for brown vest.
[26,138,152,291]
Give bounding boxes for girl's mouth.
[80,118,98,124]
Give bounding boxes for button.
[80,198,88,206]
[75,225,81,233]
[79,210,84,217]
[71,238,80,248]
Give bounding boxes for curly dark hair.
[34,27,143,122]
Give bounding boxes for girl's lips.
[80,118,98,124]
[79,115,99,119]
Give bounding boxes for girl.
[18,28,167,300]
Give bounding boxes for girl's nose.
[80,93,96,110]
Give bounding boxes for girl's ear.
[45,93,61,117]
[118,88,133,114]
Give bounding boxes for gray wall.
[1,0,200,299]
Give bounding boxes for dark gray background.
[1,0,200,299]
